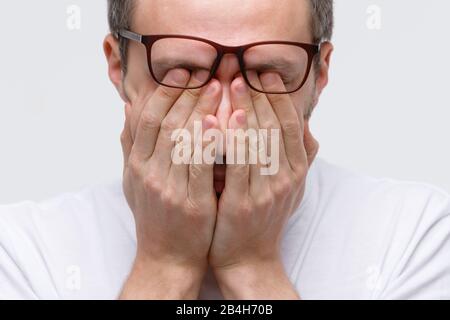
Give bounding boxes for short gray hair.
[107,0,334,73]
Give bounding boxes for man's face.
[109,0,332,193]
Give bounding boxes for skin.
[104,0,333,299]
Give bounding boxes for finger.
[149,70,210,175]
[260,72,307,172]
[247,71,289,172]
[304,121,319,167]
[132,68,190,160]
[168,80,222,192]
[121,103,133,169]
[224,110,249,197]
[230,77,268,196]
[188,115,220,201]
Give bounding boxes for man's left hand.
[209,73,319,299]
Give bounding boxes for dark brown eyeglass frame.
[118,29,320,94]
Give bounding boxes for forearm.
[214,260,300,300]
[120,257,206,300]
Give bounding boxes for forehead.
[132,0,312,45]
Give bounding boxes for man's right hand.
[119,69,222,299]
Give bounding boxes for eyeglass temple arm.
[117,29,143,43]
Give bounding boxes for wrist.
[213,259,299,300]
[120,254,207,300]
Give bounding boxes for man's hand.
[209,72,319,299]
[120,69,222,299]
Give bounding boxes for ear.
[312,41,334,107]
[103,34,128,102]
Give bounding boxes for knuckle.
[254,193,275,211]
[281,121,301,138]
[272,176,293,197]
[184,88,202,101]
[192,104,209,118]
[269,94,285,106]
[161,188,183,210]
[127,154,142,174]
[251,90,266,103]
[260,120,278,130]
[161,117,179,132]
[140,111,161,131]
[292,164,307,183]
[143,173,161,194]
[158,86,177,100]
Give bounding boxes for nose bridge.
[222,45,242,54]
[213,51,242,83]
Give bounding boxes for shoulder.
[0,180,133,239]
[309,158,450,251]
[0,180,134,299]
[310,158,450,218]
[307,158,450,299]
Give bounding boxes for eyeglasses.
[118,29,320,94]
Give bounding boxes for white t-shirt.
[0,158,449,300]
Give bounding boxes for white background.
[0,0,449,203]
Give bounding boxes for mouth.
[213,156,226,196]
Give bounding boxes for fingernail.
[234,78,247,94]
[206,82,218,95]
[168,69,188,85]
[261,72,278,85]
[193,69,210,83]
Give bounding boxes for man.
[0,0,449,300]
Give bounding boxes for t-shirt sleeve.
[376,188,450,300]
[0,218,38,299]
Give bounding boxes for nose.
[211,54,242,135]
